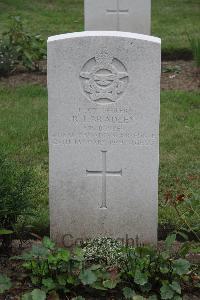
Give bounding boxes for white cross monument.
[84,0,151,35]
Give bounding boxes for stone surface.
[84,0,151,35]
[48,31,161,247]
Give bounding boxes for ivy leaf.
[91,281,107,290]
[72,297,85,300]
[0,274,12,294]
[42,236,55,250]
[134,269,148,286]
[73,248,85,262]
[173,259,190,275]
[123,287,136,299]
[22,289,46,300]
[165,234,176,250]
[42,278,56,291]
[103,278,119,289]
[21,293,32,300]
[57,275,66,286]
[160,266,169,274]
[30,276,40,285]
[160,284,174,299]
[31,245,49,257]
[132,296,145,300]
[57,248,70,262]
[79,269,97,285]
[170,281,181,294]
[31,289,46,300]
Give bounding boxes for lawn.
[0,0,199,53]
[0,84,199,234]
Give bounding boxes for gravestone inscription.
[84,0,151,35]
[48,31,161,247]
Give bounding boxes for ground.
[1,61,200,91]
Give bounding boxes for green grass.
[0,0,199,53]
[0,84,199,233]
[152,0,200,54]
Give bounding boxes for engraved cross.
[86,151,122,209]
[106,0,129,30]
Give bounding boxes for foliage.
[188,36,200,67]
[14,237,118,298]
[0,38,17,75]
[0,16,46,76]
[22,289,46,300]
[13,235,195,299]
[164,190,200,241]
[0,274,12,294]
[121,234,191,299]
[0,151,37,249]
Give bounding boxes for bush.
[0,151,37,249]
[0,38,17,76]
[0,16,46,76]
[12,235,197,299]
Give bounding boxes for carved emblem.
[80,49,129,104]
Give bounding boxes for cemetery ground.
[0,0,200,299]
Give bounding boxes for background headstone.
[48,31,161,247]
[84,0,151,35]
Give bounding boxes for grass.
[0,84,199,234]
[152,0,200,55]
[0,0,199,54]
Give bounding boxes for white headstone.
[84,0,151,35]
[48,31,161,247]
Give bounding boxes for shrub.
[0,151,37,249]
[14,237,118,298]
[0,38,17,76]
[121,236,191,299]
[0,16,46,76]
[14,236,196,299]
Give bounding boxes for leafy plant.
[13,236,195,299]
[0,274,12,294]
[162,65,181,74]
[0,38,17,75]
[0,151,37,249]
[14,237,121,298]
[121,235,191,299]
[164,190,200,241]
[0,16,46,76]
[22,289,46,300]
[188,35,200,67]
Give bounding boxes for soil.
[0,60,199,91]
[0,240,199,300]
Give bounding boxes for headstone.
[84,0,151,35]
[48,31,161,247]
